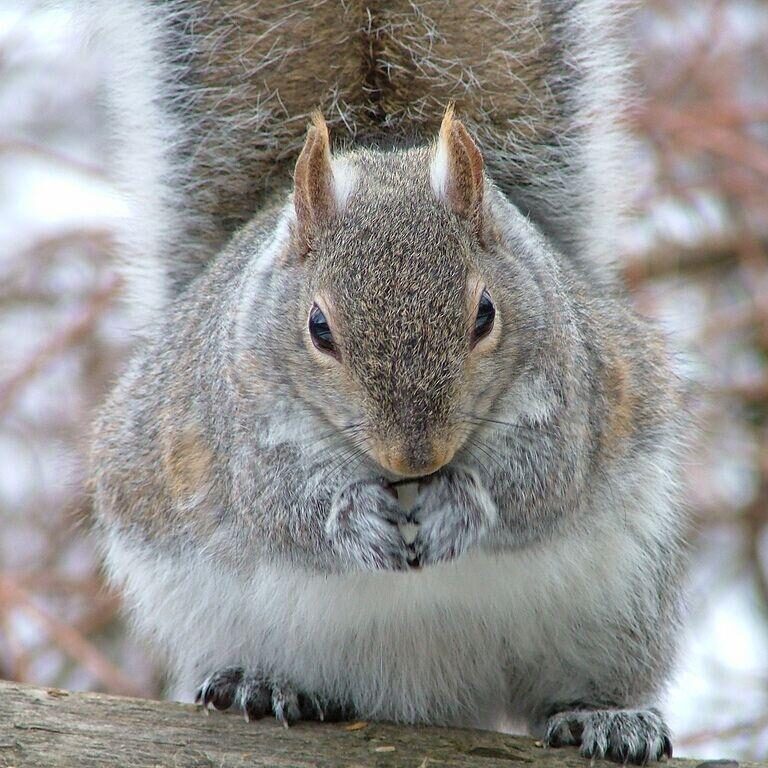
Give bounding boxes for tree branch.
[0,681,754,768]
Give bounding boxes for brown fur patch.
[163,422,214,501]
[603,353,638,454]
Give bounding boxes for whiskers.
[458,410,559,479]
[461,411,560,439]
[306,421,371,485]
[288,411,559,489]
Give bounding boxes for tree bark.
[0,681,749,768]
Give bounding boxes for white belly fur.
[105,508,647,727]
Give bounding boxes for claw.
[274,702,290,728]
[311,695,325,721]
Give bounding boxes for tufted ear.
[293,112,336,253]
[430,105,485,235]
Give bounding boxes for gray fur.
[89,2,687,765]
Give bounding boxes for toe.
[272,684,302,727]
[196,666,243,710]
[238,673,271,721]
[545,713,581,748]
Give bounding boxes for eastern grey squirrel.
[87,1,687,762]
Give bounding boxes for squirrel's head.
[245,108,539,480]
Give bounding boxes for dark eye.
[472,288,495,344]
[309,303,337,356]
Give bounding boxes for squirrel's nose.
[373,441,455,479]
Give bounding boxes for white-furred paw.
[327,478,413,571]
[412,467,497,565]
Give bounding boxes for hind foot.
[545,707,673,764]
[195,666,349,727]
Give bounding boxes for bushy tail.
[84,0,633,322]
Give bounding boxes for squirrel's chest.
[109,525,632,723]
[238,555,521,724]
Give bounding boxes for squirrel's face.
[282,110,511,479]
[304,197,502,478]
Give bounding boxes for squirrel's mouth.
[390,474,437,488]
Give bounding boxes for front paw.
[327,478,412,571]
[412,467,497,566]
[545,708,673,764]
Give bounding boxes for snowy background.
[0,1,767,760]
